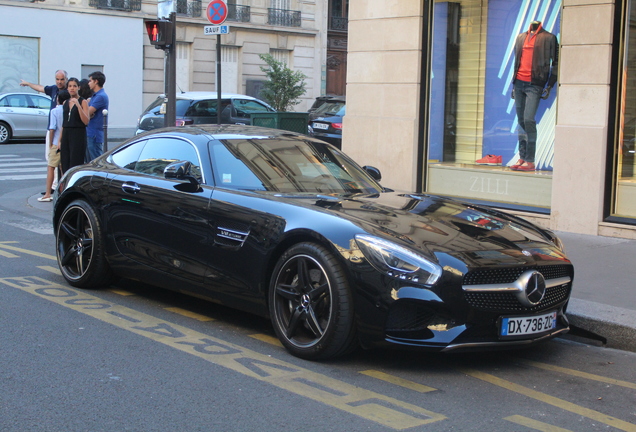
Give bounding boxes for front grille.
[465,284,570,313]
[463,265,571,285]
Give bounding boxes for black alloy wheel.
[56,199,113,288]
[269,242,357,360]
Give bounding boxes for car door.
[105,136,214,284]
[0,94,37,137]
[29,94,51,133]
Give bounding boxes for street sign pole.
[206,0,228,125]
[216,34,222,125]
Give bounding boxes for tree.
[259,54,307,112]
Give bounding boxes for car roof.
[0,92,51,99]
[158,92,263,101]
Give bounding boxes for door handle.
[122,182,141,194]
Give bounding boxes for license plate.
[500,311,557,338]
[313,122,329,130]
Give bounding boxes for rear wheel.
[55,199,114,288]
[0,122,11,144]
[269,242,357,360]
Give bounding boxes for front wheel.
[55,199,114,288]
[269,242,357,360]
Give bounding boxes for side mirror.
[164,160,202,192]
[164,160,192,180]
[362,165,382,182]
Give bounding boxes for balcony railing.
[329,16,348,31]
[227,4,250,22]
[89,0,141,11]
[176,0,201,17]
[267,8,301,27]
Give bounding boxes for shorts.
[48,146,61,168]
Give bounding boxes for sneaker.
[510,159,525,169]
[515,162,536,171]
[37,196,53,202]
[475,154,502,165]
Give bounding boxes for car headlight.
[544,229,566,253]
[354,234,442,285]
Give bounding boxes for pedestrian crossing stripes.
[0,155,47,181]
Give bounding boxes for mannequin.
[510,21,559,171]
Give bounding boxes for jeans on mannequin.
[513,80,542,163]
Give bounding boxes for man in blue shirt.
[20,69,68,110]
[86,71,109,162]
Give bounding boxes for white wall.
[0,5,143,138]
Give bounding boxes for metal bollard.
[103,109,108,152]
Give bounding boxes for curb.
[565,298,636,353]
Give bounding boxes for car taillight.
[332,123,343,130]
[175,118,194,127]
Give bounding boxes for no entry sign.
[207,0,228,25]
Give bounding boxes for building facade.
[344,0,636,239]
[0,0,329,137]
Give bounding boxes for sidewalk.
[555,231,636,352]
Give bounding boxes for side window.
[7,95,29,108]
[233,99,273,117]
[209,141,264,190]
[33,96,51,109]
[111,140,147,170]
[135,137,202,181]
[185,100,218,117]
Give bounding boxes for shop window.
[613,0,636,219]
[427,0,561,210]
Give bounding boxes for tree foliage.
[259,54,307,112]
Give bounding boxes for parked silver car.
[0,92,51,144]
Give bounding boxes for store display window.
[426,0,561,210]
[613,0,636,219]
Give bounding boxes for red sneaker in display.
[510,159,525,169]
[515,162,536,171]
[475,154,502,165]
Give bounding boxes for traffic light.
[145,19,173,49]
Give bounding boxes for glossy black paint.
[53,125,573,354]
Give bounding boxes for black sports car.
[53,125,573,360]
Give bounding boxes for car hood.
[271,191,567,266]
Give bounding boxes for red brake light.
[175,118,194,126]
[332,123,343,130]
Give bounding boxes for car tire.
[55,199,114,288]
[0,122,11,144]
[269,242,357,360]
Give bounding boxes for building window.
[227,3,251,22]
[329,0,348,31]
[612,0,636,220]
[88,0,141,12]
[268,0,301,27]
[176,0,202,17]
[426,0,560,211]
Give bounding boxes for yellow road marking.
[462,368,636,432]
[0,249,19,258]
[504,415,573,431]
[518,359,636,390]
[108,289,135,296]
[0,242,56,260]
[164,307,215,322]
[249,333,283,347]
[1,276,446,430]
[38,266,61,275]
[360,370,437,393]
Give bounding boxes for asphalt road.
[1,142,635,431]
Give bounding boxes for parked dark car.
[136,91,275,135]
[308,97,345,148]
[53,125,573,360]
[308,95,338,114]
[0,92,51,144]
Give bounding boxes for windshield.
[209,137,382,195]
